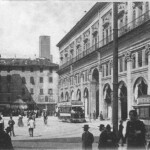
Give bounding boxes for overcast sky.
[0,0,96,63]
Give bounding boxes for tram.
[57,100,86,123]
[132,95,150,150]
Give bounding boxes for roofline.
[56,2,108,48]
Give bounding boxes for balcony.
[59,10,150,71]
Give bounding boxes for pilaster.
[145,44,150,94]
[125,51,132,113]
[98,64,103,117]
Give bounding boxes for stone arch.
[133,77,148,102]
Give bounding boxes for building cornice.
[56,2,108,48]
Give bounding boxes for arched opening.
[65,92,69,102]
[92,68,99,118]
[84,88,89,118]
[134,77,148,102]
[103,84,112,119]
[118,81,127,120]
[76,89,81,101]
[71,90,74,101]
[61,92,64,101]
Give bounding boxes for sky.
[0,0,96,63]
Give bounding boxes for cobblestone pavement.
[3,116,127,150]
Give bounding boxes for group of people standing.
[82,110,146,150]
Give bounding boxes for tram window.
[139,107,149,119]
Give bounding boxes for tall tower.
[39,36,50,59]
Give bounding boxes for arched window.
[132,55,136,69]
[138,51,142,67]
[124,59,127,71]
[145,51,148,65]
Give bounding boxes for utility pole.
[112,2,118,134]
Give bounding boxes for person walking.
[118,120,124,146]
[8,116,15,137]
[82,124,94,150]
[43,110,48,125]
[98,124,105,149]
[125,109,146,149]
[27,116,35,137]
[93,111,96,120]
[100,111,104,120]
[98,124,118,149]
[18,114,24,127]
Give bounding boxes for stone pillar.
[126,51,132,114]
[99,64,103,119]
[135,52,138,68]
[89,73,92,121]
[81,72,84,103]
[142,49,145,66]
[146,44,150,94]
[127,2,133,28]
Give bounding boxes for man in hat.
[82,124,94,150]
[98,124,106,149]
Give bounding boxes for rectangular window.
[40,68,43,72]
[40,77,43,83]
[22,88,25,95]
[138,51,142,67]
[48,89,53,95]
[22,67,25,72]
[30,88,34,94]
[119,57,123,72]
[106,63,108,76]
[40,89,43,95]
[7,75,11,83]
[30,68,34,72]
[49,77,53,83]
[22,77,26,84]
[30,77,35,85]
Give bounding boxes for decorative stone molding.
[124,51,132,62]
[145,43,150,55]
[109,60,113,68]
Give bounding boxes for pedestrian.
[8,116,15,137]
[98,124,118,149]
[18,114,24,127]
[43,110,48,125]
[93,110,96,120]
[82,124,94,150]
[100,111,104,120]
[125,109,146,149]
[118,120,124,146]
[27,116,35,137]
[98,124,105,149]
[0,125,13,150]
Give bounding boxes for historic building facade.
[57,2,150,120]
[0,58,59,115]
